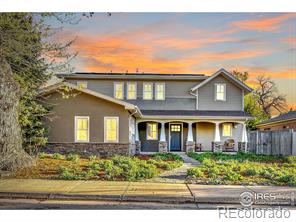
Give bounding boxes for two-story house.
[41,68,252,156]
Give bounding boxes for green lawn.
[187,152,296,187]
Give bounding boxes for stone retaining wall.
[43,143,131,157]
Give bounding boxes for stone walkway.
[148,153,200,183]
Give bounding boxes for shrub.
[66,154,80,163]
[147,159,183,170]
[38,152,47,159]
[58,165,83,180]
[286,156,296,164]
[244,168,258,176]
[187,167,205,178]
[277,174,295,183]
[202,159,216,168]
[152,153,183,161]
[89,155,98,163]
[52,153,64,160]
[98,157,159,181]
[224,171,242,182]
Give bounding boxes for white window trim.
[114,82,124,100]
[77,81,88,89]
[222,123,232,137]
[143,82,153,100]
[155,82,165,100]
[126,82,137,100]
[74,116,90,143]
[146,122,158,140]
[104,116,119,143]
[214,83,226,101]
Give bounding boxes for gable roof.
[190,68,253,93]
[39,81,142,116]
[257,110,296,127]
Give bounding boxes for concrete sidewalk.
[0,179,295,205]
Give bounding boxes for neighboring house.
[257,110,296,131]
[40,68,252,156]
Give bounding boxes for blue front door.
[170,124,182,151]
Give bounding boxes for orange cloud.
[152,36,236,50]
[231,13,296,32]
[283,37,296,44]
[70,31,273,74]
[230,65,296,79]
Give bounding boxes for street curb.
[0,192,194,204]
[0,192,294,206]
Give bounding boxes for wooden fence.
[247,129,296,156]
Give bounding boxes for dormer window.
[77,81,87,89]
[114,82,124,99]
[215,83,226,101]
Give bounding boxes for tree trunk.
[0,56,34,171]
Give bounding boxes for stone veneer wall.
[43,143,131,157]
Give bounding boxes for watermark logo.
[240,191,254,207]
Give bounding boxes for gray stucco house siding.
[67,79,200,110]
[198,75,243,111]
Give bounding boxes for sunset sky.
[54,13,296,108]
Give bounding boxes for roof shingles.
[258,111,296,125]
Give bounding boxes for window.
[215,83,226,101]
[155,83,165,100]
[143,83,153,100]
[147,123,158,140]
[127,82,137,100]
[222,123,232,137]
[114,82,124,99]
[104,117,119,142]
[75,116,89,142]
[171,125,181,132]
[77,81,87,89]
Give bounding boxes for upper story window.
[222,123,232,137]
[215,83,226,101]
[77,81,87,89]
[114,82,124,99]
[104,117,119,143]
[75,116,89,142]
[155,83,165,100]
[147,122,158,140]
[127,82,137,100]
[143,83,153,100]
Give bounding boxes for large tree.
[232,70,249,83]
[232,70,287,129]
[254,75,287,118]
[0,13,77,170]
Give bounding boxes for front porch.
[135,119,248,153]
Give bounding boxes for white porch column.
[160,122,166,142]
[187,122,193,142]
[241,123,248,143]
[135,122,139,141]
[214,122,221,142]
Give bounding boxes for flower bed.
[187,152,296,186]
[12,153,183,181]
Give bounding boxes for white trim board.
[190,68,253,93]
